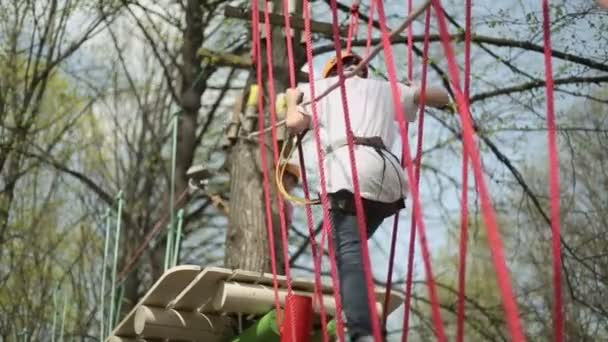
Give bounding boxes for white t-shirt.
[295,76,419,203]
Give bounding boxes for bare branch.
[471,76,608,103]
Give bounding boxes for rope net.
[110,1,563,341]
[254,0,563,341]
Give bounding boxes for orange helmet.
[322,51,366,78]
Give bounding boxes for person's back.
[298,75,419,204]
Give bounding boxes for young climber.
[284,51,450,342]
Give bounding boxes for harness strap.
[325,136,387,155]
[319,135,405,216]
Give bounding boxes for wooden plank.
[169,267,233,311]
[170,267,333,312]
[134,306,232,341]
[224,5,349,37]
[170,267,403,316]
[109,265,201,339]
[109,265,404,341]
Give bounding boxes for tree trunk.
[119,0,208,316]
[224,0,304,273]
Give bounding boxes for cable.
[456,1,473,341]
[276,135,321,206]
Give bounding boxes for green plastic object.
[311,319,337,342]
[231,310,282,342]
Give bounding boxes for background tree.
[0,0,607,340]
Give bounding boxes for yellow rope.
[275,135,321,206]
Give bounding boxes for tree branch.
[312,34,608,73]
[121,0,181,105]
[224,5,349,37]
[471,75,608,103]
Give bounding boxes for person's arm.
[414,85,450,109]
[285,87,311,135]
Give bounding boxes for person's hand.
[286,88,303,106]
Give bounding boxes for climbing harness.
[276,133,406,210]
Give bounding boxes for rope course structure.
[94,0,565,341]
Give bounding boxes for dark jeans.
[329,191,401,341]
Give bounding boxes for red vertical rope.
[456,1,472,341]
[431,1,525,340]
[385,0,428,334]
[262,1,293,293]
[400,8,432,342]
[261,5,298,339]
[456,155,469,342]
[251,0,282,319]
[346,3,360,53]
[407,0,414,80]
[373,0,447,340]
[281,0,330,339]
[327,0,383,340]
[281,0,297,87]
[296,145,331,342]
[302,0,347,340]
[364,0,375,57]
[541,1,564,341]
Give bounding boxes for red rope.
[364,0,375,57]
[281,0,297,87]
[541,1,564,340]
[381,0,400,324]
[346,3,359,53]
[431,1,525,340]
[373,1,447,340]
[251,0,282,320]
[456,1,472,341]
[400,8,432,341]
[327,0,384,340]
[296,142,331,342]
[407,0,414,80]
[281,0,330,339]
[456,154,470,341]
[262,3,297,332]
[302,0,347,340]
[384,0,430,334]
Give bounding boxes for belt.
[325,136,387,154]
[325,135,400,164]
[323,135,405,217]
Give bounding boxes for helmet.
[322,51,366,78]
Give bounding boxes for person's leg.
[330,208,385,342]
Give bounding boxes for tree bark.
[225,0,304,273]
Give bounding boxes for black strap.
[329,190,405,220]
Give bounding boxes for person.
[284,51,450,342]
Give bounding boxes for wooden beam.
[134,306,232,341]
[198,48,310,82]
[224,5,348,37]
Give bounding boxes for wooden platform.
[107,266,404,341]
